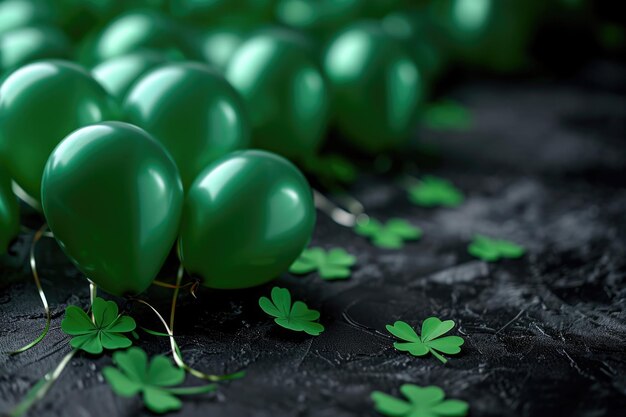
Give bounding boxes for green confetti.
[408,176,464,208]
[468,235,525,262]
[61,297,136,355]
[371,384,469,417]
[259,287,324,336]
[355,218,422,249]
[103,347,215,414]
[289,247,356,280]
[386,317,464,364]
[422,100,472,131]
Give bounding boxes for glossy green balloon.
[381,11,448,84]
[170,0,274,25]
[179,150,316,289]
[428,0,540,73]
[226,29,329,161]
[92,51,169,102]
[323,22,424,153]
[41,122,183,296]
[0,169,20,254]
[80,11,183,67]
[0,26,72,75]
[0,60,119,201]
[182,25,253,72]
[124,62,250,190]
[0,0,57,35]
[275,0,363,37]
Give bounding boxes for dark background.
[1,58,626,417]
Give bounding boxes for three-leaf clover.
[372,384,469,417]
[408,176,464,208]
[386,317,464,364]
[422,100,472,131]
[355,218,422,249]
[61,297,136,354]
[289,247,356,280]
[259,287,324,336]
[103,347,215,414]
[468,235,525,262]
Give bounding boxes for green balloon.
[275,0,363,37]
[226,29,330,161]
[0,0,57,35]
[81,11,183,67]
[0,26,72,75]
[170,0,274,25]
[180,150,316,289]
[323,22,424,153]
[0,60,119,201]
[41,122,183,296]
[0,169,20,254]
[124,62,250,190]
[182,25,252,72]
[381,11,448,84]
[428,0,539,73]
[92,51,169,102]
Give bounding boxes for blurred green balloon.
[0,169,19,254]
[170,0,274,25]
[80,10,184,67]
[428,0,540,73]
[323,22,424,153]
[0,60,119,201]
[0,0,57,35]
[0,26,72,75]
[381,11,448,84]
[92,51,169,102]
[226,29,329,161]
[179,150,316,289]
[182,25,253,72]
[41,122,183,296]
[124,62,250,190]
[275,0,363,37]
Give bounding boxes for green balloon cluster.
[0,169,19,254]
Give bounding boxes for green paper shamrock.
[422,100,472,131]
[103,347,215,414]
[259,287,324,336]
[61,297,136,354]
[289,247,356,280]
[355,218,422,249]
[408,176,464,208]
[372,384,469,417]
[468,235,525,262]
[386,317,464,364]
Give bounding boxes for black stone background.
[1,59,625,417]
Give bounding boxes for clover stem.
[88,280,97,321]
[428,347,448,364]
[6,224,51,354]
[162,385,217,396]
[312,188,369,227]
[133,298,245,382]
[8,348,78,417]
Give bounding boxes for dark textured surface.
[1,60,626,417]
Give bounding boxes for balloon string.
[312,189,369,227]
[7,224,51,355]
[170,264,184,332]
[88,280,97,321]
[8,347,78,417]
[132,298,244,382]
